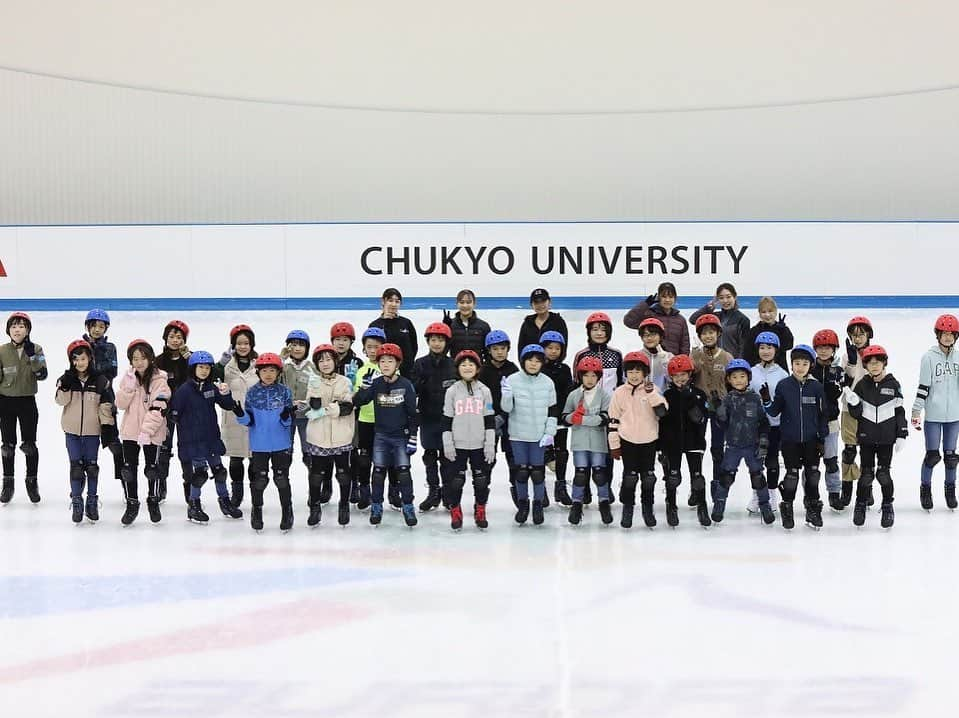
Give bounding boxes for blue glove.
[406,434,418,456]
[538,434,554,448]
[305,407,326,420]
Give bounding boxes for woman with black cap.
[517,288,568,360]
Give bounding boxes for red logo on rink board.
[0,259,6,277]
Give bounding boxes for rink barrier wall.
[1,221,957,309]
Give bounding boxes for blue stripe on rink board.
[0,296,957,311]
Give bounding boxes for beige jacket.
[55,373,114,436]
[305,373,355,449]
[221,358,258,456]
[691,346,733,399]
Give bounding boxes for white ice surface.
[0,307,956,718]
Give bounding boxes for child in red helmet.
[55,339,115,524]
[810,329,846,511]
[843,345,908,529]
[840,316,875,506]
[690,313,733,502]
[561,356,612,525]
[659,354,711,528]
[154,319,193,503]
[220,324,258,510]
[329,322,364,505]
[0,312,47,504]
[414,323,457,513]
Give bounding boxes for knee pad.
[211,465,228,483]
[621,471,639,491]
[120,464,136,484]
[394,467,412,484]
[471,468,489,487]
[529,466,545,485]
[824,456,840,474]
[924,450,943,468]
[84,463,100,482]
[250,469,270,492]
[157,444,172,461]
[944,451,959,470]
[1,443,15,459]
[780,470,800,493]
[842,445,857,464]
[422,448,439,464]
[858,468,875,483]
[69,460,86,482]
[143,464,158,481]
[766,465,780,483]
[749,471,766,490]
[876,467,893,488]
[371,466,388,484]
[592,465,609,486]
[515,465,531,483]
[190,467,208,489]
[273,463,291,490]
[274,452,293,472]
[718,472,736,490]
[448,470,467,493]
[572,467,590,488]
[640,471,657,490]
[665,468,682,490]
[229,456,245,481]
[335,468,351,485]
[19,441,38,457]
[553,448,569,464]
[804,468,822,483]
[690,472,706,491]
[710,446,724,464]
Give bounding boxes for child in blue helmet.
[168,351,239,525]
[351,327,386,511]
[763,345,828,530]
[478,329,520,504]
[281,329,315,478]
[540,330,574,507]
[713,359,772,525]
[501,343,558,526]
[82,308,124,484]
[747,331,788,517]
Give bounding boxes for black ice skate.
[568,502,583,525]
[121,498,140,526]
[147,496,162,523]
[599,500,613,525]
[920,484,933,511]
[804,501,823,530]
[779,501,795,530]
[514,499,530,525]
[187,499,209,524]
[880,501,895,529]
[418,484,441,512]
[947,483,958,510]
[25,477,40,503]
[71,496,83,524]
[218,496,241,520]
[532,500,544,525]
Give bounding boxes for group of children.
[2,292,958,533]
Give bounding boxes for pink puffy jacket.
[115,368,170,445]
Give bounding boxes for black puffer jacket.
[413,352,457,423]
[660,383,709,453]
[848,373,908,446]
[442,312,491,358]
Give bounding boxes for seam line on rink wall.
[0,296,957,311]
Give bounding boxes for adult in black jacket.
[414,324,458,511]
[689,283,752,359]
[369,288,417,378]
[442,289,491,358]
[742,297,795,369]
[517,288,568,360]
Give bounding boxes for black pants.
[0,395,39,477]
[311,452,351,503]
[781,440,821,504]
[664,449,705,479]
[121,441,159,500]
[250,450,293,507]
[621,439,657,474]
[859,443,895,504]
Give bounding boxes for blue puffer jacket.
[764,375,828,443]
[501,370,558,442]
[236,382,295,453]
[716,389,769,448]
[169,379,236,461]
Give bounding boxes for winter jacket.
[742,321,795,370]
[82,334,118,382]
[913,345,959,422]
[561,385,611,453]
[353,375,418,439]
[542,360,575,422]
[442,312,491,358]
[413,352,457,424]
[0,341,47,396]
[809,359,844,423]
[716,389,769,448]
[235,382,295,453]
[623,300,690,356]
[640,346,673,393]
[659,383,709,453]
[221,356,258,457]
[169,379,235,461]
[336,350,365,387]
[571,344,624,396]
[442,379,495,450]
[749,362,789,427]
[517,312,568,361]
[608,382,667,448]
[480,360,518,418]
[764,375,827,444]
[353,361,381,424]
[368,315,417,377]
[282,357,315,405]
[155,347,192,394]
[847,373,908,445]
[689,304,751,359]
[690,346,733,400]
[305,373,356,449]
[501,371,558,443]
[115,368,170,444]
[55,371,114,437]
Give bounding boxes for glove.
[231,400,245,418]
[759,383,771,404]
[500,376,513,400]
[23,338,36,358]
[406,434,418,456]
[294,400,309,418]
[611,447,622,461]
[895,437,907,454]
[100,424,120,452]
[644,293,657,307]
[494,414,506,432]
[569,400,586,426]
[443,309,452,323]
[442,433,457,463]
[687,404,704,424]
[842,386,860,406]
[361,368,375,389]
[57,371,78,392]
[757,436,769,461]
[708,390,721,414]
[179,346,191,359]
[484,440,496,465]
[216,382,230,395]
[137,432,152,447]
[538,434,554,448]
[911,412,922,431]
[305,407,327,420]
[845,339,858,366]
[644,380,654,393]
[776,313,787,328]
[279,345,292,360]
[219,349,234,366]
[279,405,292,421]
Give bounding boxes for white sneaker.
[746,490,760,515]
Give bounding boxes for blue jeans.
[572,450,607,468]
[65,434,100,463]
[922,420,959,486]
[373,434,410,469]
[511,440,545,466]
[717,444,768,504]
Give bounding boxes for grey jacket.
[561,385,611,453]
[442,379,496,451]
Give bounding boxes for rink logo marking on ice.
[0,597,369,686]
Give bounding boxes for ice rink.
[1,306,956,718]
